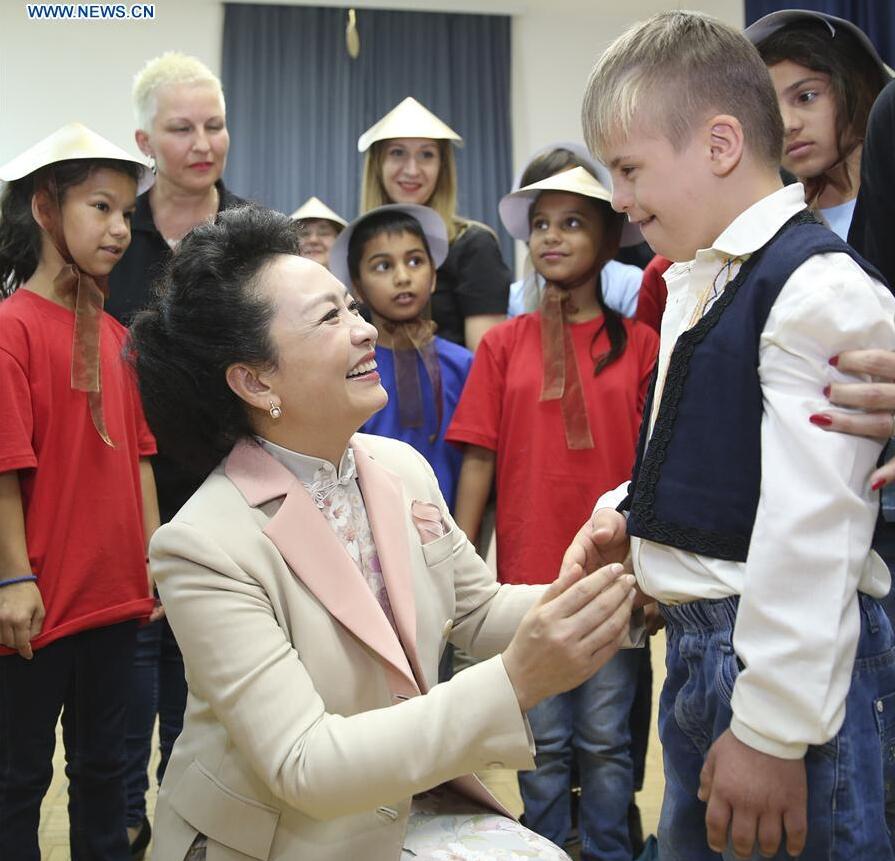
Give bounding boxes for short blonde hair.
[360,139,464,242]
[132,52,225,131]
[582,11,783,167]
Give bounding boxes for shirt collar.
[256,437,355,485]
[131,179,234,234]
[664,183,807,281]
[709,183,807,257]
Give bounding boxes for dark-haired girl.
[446,167,658,861]
[747,10,889,239]
[0,124,158,859]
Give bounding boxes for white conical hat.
[289,196,347,228]
[499,166,613,241]
[0,122,154,194]
[328,203,449,288]
[514,142,642,246]
[357,97,463,153]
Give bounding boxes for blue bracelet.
[0,575,37,588]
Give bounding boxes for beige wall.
[0,0,743,179]
[1,1,223,163]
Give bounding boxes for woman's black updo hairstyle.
[128,205,299,477]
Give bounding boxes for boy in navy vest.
[566,11,895,861]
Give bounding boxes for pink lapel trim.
[352,438,426,693]
[225,438,293,505]
[224,439,419,694]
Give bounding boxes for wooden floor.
[38,635,668,859]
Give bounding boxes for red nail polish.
[822,384,831,398]
[873,479,887,491]
[809,414,833,427]
[829,355,839,367]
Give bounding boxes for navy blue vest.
[621,212,884,562]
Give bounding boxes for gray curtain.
[221,3,513,262]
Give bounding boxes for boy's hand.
[560,508,630,579]
[698,729,807,859]
[642,601,665,635]
[0,581,45,660]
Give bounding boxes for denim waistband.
[660,592,883,636]
[659,595,739,634]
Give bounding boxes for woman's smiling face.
[254,255,387,436]
[380,138,442,205]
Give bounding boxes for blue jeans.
[123,614,186,826]
[658,594,895,861]
[0,621,138,861]
[519,648,640,861]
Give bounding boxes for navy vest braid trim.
[626,239,770,560]
[624,211,825,562]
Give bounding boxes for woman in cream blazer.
[129,206,634,861]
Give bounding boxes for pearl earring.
[269,401,282,420]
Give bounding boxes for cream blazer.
[149,434,541,861]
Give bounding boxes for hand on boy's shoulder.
[817,348,895,490]
[699,729,807,859]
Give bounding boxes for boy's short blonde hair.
[132,52,225,131]
[582,11,783,167]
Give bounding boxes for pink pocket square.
[411,500,446,545]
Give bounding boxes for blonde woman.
[106,51,247,858]
[359,97,509,351]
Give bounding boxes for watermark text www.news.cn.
[26,3,155,20]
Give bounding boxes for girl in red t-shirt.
[446,166,657,860]
[0,124,159,859]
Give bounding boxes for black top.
[850,79,895,290]
[432,222,511,347]
[107,180,247,324]
[850,80,895,561]
[107,180,247,522]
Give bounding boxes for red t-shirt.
[0,289,157,653]
[446,313,658,586]
[635,255,673,334]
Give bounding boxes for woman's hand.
[812,349,895,487]
[501,562,635,712]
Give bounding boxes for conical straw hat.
[289,196,347,228]
[357,97,462,153]
[0,122,154,194]
[499,166,613,241]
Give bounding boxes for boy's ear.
[225,362,274,412]
[428,270,437,296]
[707,114,744,177]
[134,129,153,158]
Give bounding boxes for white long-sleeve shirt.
[597,183,895,759]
